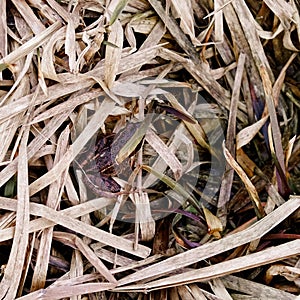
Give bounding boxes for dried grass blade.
[0,128,30,299]
[221,2,265,103]
[285,135,296,169]
[46,0,70,22]
[145,129,182,180]
[121,20,165,77]
[0,197,115,242]
[148,0,197,61]
[53,232,117,284]
[169,0,199,46]
[0,63,9,72]
[235,148,257,178]
[17,282,116,300]
[142,165,201,212]
[69,250,83,298]
[263,0,296,29]
[0,21,61,67]
[0,108,74,190]
[236,116,269,150]
[133,192,155,241]
[142,122,194,188]
[30,126,70,291]
[30,203,150,258]
[65,17,76,72]
[0,0,7,60]
[110,253,164,275]
[272,53,298,107]
[217,53,246,222]
[41,27,65,81]
[37,50,48,96]
[202,206,223,239]
[92,246,136,269]
[260,66,288,195]
[105,20,123,89]
[0,46,160,124]
[225,52,246,152]
[151,1,233,115]
[0,0,298,296]
[30,229,51,291]
[1,51,34,105]
[222,275,297,300]
[209,278,232,300]
[292,0,300,46]
[27,0,63,23]
[0,69,32,168]
[265,265,300,285]
[160,48,233,117]
[231,0,274,80]
[214,0,225,43]
[116,239,300,291]
[118,196,300,286]
[164,93,210,152]
[223,142,265,218]
[30,89,103,124]
[1,197,151,258]
[11,0,45,34]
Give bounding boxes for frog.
[76,121,141,197]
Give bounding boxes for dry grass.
[0,0,300,299]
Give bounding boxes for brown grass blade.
[30,126,70,291]
[145,128,182,180]
[222,275,297,300]
[169,0,199,46]
[17,282,116,300]
[11,0,45,34]
[263,0,296,29]
[53,232,117,284]
[133,192,156,241]
[0,1,7,61]
[217,53,246,223]
[236,116,269,150]
[116,239,300,292]
[0,197,115,242]
[118,197,300,286]
[223,142,265,218]
[105,20,123,89]
[0,21,61,68]
[0,128,30,299]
